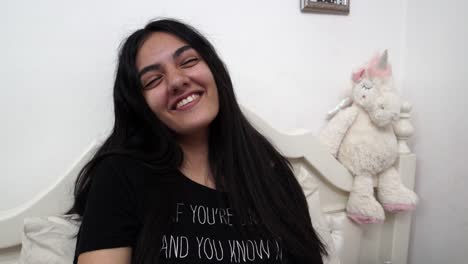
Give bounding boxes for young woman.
[68,18,327,264]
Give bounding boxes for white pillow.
[325,212,347,259]
[294,165,341,264]
[19,214,80,264]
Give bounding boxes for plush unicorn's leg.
[347,174,385,224]
[377,166,418,213]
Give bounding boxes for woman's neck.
[177,129,215,189]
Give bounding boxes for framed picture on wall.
[300,0,350,15]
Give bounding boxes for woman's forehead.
[136,32,191,68]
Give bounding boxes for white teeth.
[176,93,200,109]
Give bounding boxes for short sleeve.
[74,157,140,259]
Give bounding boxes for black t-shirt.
[73,156,289,263]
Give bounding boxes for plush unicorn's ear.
[378,50,388,70]
[352,68,365,83]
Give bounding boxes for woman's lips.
[174,92,203,111]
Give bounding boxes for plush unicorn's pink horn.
[378,50,389,69]
[368,50,392,78]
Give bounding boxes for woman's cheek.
[143,90,163,114]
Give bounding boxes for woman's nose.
[167,68,190,95]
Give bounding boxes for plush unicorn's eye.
[362,80,374,90]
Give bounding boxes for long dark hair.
[67,18,327,263]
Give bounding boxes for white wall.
[4,0,466,262]
[402,1,468,263]
[0,0,407,210]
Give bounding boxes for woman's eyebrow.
[173,45,192,59]
[138,45,193,79]
[138,64,160,79]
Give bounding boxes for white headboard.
[0,105,417,264]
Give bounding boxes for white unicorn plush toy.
[320,51,418,224]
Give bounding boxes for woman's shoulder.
[97,154,146,169]
[88,155,169,219]
[95,154,159,177]
[89,155,157,195]
[93,154,177,194]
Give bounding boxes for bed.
[0,105,417,264]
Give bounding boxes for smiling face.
[352,76,401,127]
[136,32,219,137]
[353,78,381,111]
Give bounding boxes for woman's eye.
[143,76,162,90]
[182,57,199,67]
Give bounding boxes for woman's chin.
[165,103,219,138]
[173,119,213,137]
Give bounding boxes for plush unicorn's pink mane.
[367,53,392,78]
[352,52,392,82]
